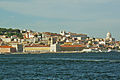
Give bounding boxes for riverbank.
[12,51,83,54]
[1,50,120,54]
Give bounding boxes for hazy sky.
[0,0,120,40]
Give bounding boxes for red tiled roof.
[89,47,100,49]
[0,46,14,48]
[43,32,61,36]
[8,42,19,43]
[60,45,85,47]
[25,45,49,47]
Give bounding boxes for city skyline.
[0,0,120,40]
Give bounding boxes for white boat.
[107,49,118,53]
[82,49,99,53]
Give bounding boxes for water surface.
[0,52,120,80]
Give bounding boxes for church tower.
[106,32,112,39]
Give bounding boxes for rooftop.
[0,46,14,48]
[60,45,86,47]
[25,45,49,47]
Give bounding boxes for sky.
[0,0,120,40]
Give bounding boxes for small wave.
[109,60,120,62]
[49,58,107,62]
[48,58,120,62]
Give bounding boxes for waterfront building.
[0,46,16,53]
[60,45,85,51]
[50,44,61,52]
[24,45,50,53]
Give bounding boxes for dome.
[106,32,111,38]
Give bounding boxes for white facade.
[106,32,111,39]
[60,30,66,36]
[99,41,106,45]
[106,32,115,42]
[1,38,11,42]
[50,44,61,52]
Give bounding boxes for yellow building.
[24,45,50,53]
[64,42,72,45]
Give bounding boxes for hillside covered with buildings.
[0,28,120,53]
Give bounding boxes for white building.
[60,30,87,40]
[50,44,61,52]
[60,30,66,36]
[106,32,115,42]
[1,38,11,42]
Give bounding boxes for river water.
[0,52,120,80]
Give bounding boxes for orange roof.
[0,46,14,48]
[43,32,61,36]
[90,47,100,49]
[60,45,85,47]
[25,45,49,47]
[8,42,19,43]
